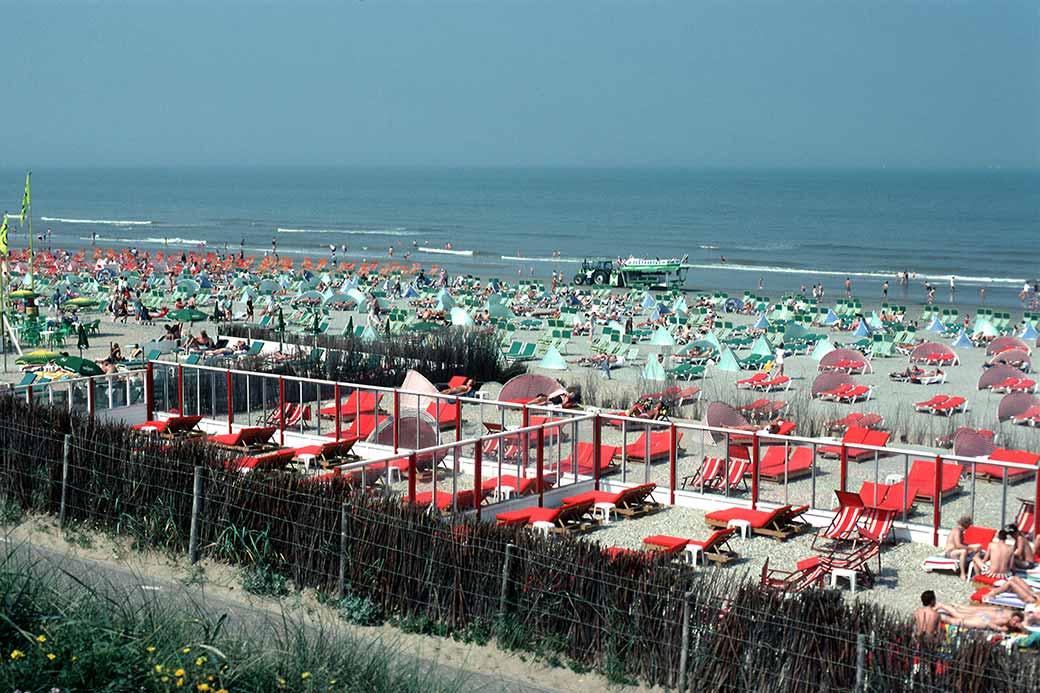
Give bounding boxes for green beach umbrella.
[10,289,38,300]
[16,349,60,365]
[55,355,104,377]
[168,308,208,323]
[537,345,568,371]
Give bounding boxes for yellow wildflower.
[301,671,311,680]
[162,677,170,683]
[155,664,164,673]
[36,634,47,643]
[46,653,57,661]
[196,656,207,666]
[176,678,184,688]
[329,680,337,685]
[182,647,192,654]
[197,684,210,692]
[217,689,229,693]
[71,656,78,662]
[175,668,186,677]
[146,646,157,653]
[10,649,25,660]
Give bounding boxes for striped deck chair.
[681,456,724,490]
[709,458,751,492]
[820,491,866,541]
[860,507,897,543]
[1015,499,1036,537]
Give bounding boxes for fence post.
[454,397,462,472]
[669,422,677,505]
[933,454,942,547]
[498,543,515,623]
[145,361,154,421]
[87,378,95,418]
[751,432,760,511]
[407,452,417,504]
[59,434,71,527]
[338,502,347,600]
[855,632,866,691]
[536,427,544,508]
[177,364,184,414]
[334,383,342,440]
[1034,465,1040,537]
[474,441,483,521]
[593,414,602,492]
[189,465,203,564]
[678,589,694,691]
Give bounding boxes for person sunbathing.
[1007,524,1037,569]
[936,603,1025,633]
[441,378,474,396]
[972,530,1015,580]
[626,399,665,420]
[986,577,1038,605]
[945,516,982,581]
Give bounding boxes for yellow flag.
[19,171,30,225]
[0,214,8,255]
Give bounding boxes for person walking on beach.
[774,342,785,377]
[844,276,852,297]
[979,287,986,304]
[949,276,955,296]
[882,280,888,299]
[272,237,278,257]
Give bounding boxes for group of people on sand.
[944,515,1037,582]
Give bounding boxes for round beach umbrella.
[176,279,200,296]
[704,401,750,443]
[258,279,279,294]
[499,374,565,403]
[15,349,60,365]
[987,336,1031,356]
[167,308,208,323]
[64,297,99,307]
[997,392,1040,423]
[54,355,104,377]
[977,365,1024,391]
[9,289,38,300]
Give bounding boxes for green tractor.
[573,258,615,286]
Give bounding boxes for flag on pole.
[19,172,30,225]
[0,214,8,255]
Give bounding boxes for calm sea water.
[4,166,1038,308]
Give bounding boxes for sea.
[4,166,1038,309]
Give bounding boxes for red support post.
[278,377,285,446]
[474,440,483,521]
[536,427,544,508]
[669,422,677,505]
[334,383,342,441]
[839,444,848,493]
[593,414,602,491]
[87,377,96,418]
[144,362,154,422]
[226,370,233,434]
[454,398,462,471]
[393,390,400,453]
[933,454,942,547]
[751,432,760,511]
[177,364,184,415]
[407,452,417,504]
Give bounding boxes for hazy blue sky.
[3,1,1037,168]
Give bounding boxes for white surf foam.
[80,236,207,246]
[277,227,412,236]
[500,255,581,263]
[44,217,151,226]
[418,247,474,257]
[686,263,1024,286]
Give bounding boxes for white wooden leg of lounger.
[727,518,752,539]
[831,568,858,593]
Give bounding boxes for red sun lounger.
[482,474,556,498]
[227,449,296,473]
[292,437,359,466]
[625,430,682,463]
[818,383,855,401]
[132,415,203,437]
[736,372,769,388]
[705,504,812,540]
[974,449,1040,482]
[494,499,595,533]
[206,426,277,450]
[644,528,740,565]
[929,396,966,416]
[859,481,916,515]
[759,446,814,482]
[561,483,662,518]
[914,394,950,412]
[752,375,791,392]
[818,426,869,458]
[836,385,871,403]
[906,459,963,501]
[425,401,459,430]
[319,390,382,419]
[407,488,493,513]
[557,442,619,476]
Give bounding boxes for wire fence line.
[0,396,1036,691]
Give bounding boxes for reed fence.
[0,396,1036,691]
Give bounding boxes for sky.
[1,0,1037,168]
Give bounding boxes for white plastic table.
[684,544,705,567]
[831,567,858,593]
[727,518,753,539]
[531,520,555,536]
[297,453,316,468]
[593,502,617,524]
[884,473,905,486]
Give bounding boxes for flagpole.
[27,172,33,292]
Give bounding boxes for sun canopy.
[819,349,873,374]
[954,430,995,459]
[988,337,1031,356]
[399,370,440,414]
[910,342,958,365]
[499,374,565,403]
[811,371,856,397]
[989,349,1031,370]
[643,357,667,381]
[537,345,568,370]
[997,392,1040,422]
[752,314,770,330]
[811,338,835,361]
[978,365,1026,391]
[952,331,973,349]
[704,401,749,443]
[714,348,741,372]
[650,327,675,347]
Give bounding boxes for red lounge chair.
[914,394,949,413]
[557,442,619,476]
[323,414,379,440]
[625,430,682,463]
[206,426,277,450]
[975,448,1040,482]
[990,377,1022,393]
[818,426,869,458]
[494,499,595,533]
[930,396,966,416]
[836,385,871,403]
[425,401,459,430]
[759,446,814,482]
[408,488,492,513]
[681,456,724,489]
[482,474,556,498]
[644,528,740,565]
[820,491,866,541]
[774,539,882,590]
[736,372,769,389]
[752,375,791,392]
[859,481,916,515]
[561,483,662,518]
[705,504,811,540]
[227,449,296,472]
[319,390,381,419]
[291,437,359,466]
[737,399,770,416]
[1011,406,1040,426]
[906,459,963,501]
[817,383,855,401]
[760,557,829,591]
[1009,379,1037,393]
[132,415,203,437]
[446,375,471,389]
[826,412,864,433]
[298,467,364,487]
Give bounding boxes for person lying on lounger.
[986,577,1038,605]
[936,603,1026,633]
[626,398,665,420]
[889,365,925,382]
[441,378,474,396]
